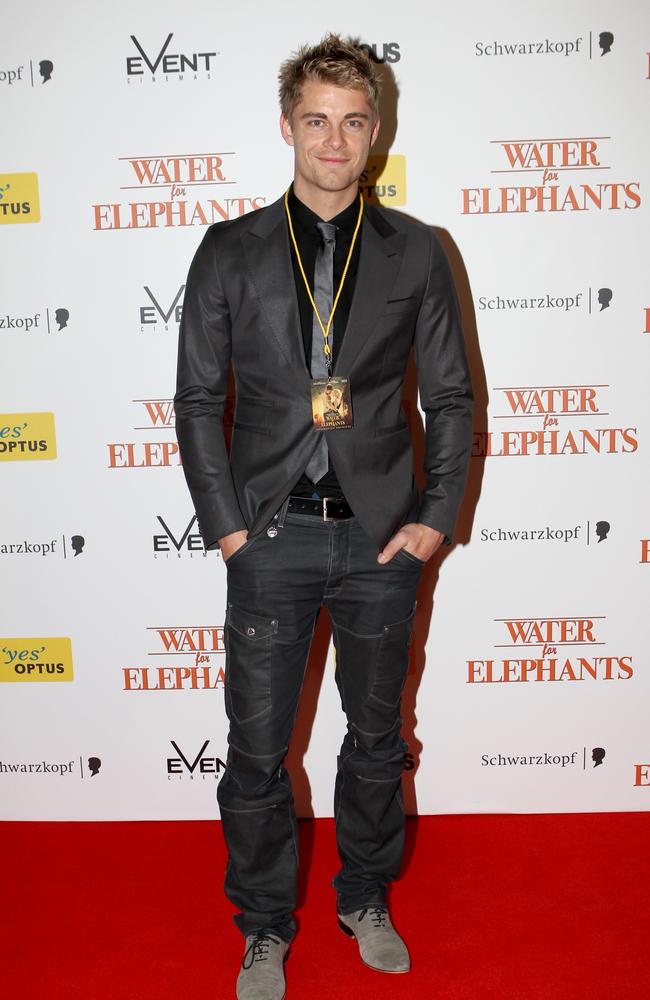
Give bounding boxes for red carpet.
[2,814,648,1000]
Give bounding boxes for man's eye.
[308,119,324,127]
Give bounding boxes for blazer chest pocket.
[381,296,416,316]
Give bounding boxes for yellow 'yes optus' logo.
[0,412,57,461]
[0,172,40,224]
[0,638,74,682]
[359,155,407,206]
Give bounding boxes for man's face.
[280,79,379,200]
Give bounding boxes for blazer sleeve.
[413,229,473,543]
[174,227,247,548]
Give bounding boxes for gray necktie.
[304,221,336,484]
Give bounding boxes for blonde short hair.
[279,33,381,122]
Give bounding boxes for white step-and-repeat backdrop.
[2,0,649,820]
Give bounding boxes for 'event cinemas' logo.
[122,625,225,691]
[1,638,74,683]
[93,153,266,231]
[0,172,40,224]
[107,398,180,469]
[360,156,406,207]
[467,616,632,684]
[166,739,226,781]
[462,136,640,215]
[139,285,184,331]
[472,383,637,458]
[153,514,208,559]
[0,413,56,461]
[126,32,218,84]
[474,30,614,60]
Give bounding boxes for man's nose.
[324,126,345,149]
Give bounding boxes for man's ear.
[280,113,295,147]
[370,116,381,148]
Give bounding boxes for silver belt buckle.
[323,497,336,522]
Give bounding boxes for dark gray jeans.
[217,511,423,942]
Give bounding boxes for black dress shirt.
[287,185,362,498]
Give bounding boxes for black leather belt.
[288,495,354,521]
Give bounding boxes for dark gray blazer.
[174,194,473,550]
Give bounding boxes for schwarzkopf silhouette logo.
[598,32,614,56]
[86,756,102,777]
[166,739,226,780]
[38,59,53,82]
[478,519,611,546]
[480,747,606,769]
[595,521,610,543]
[0,59,54,88]
[476,286,613,316]
[473,30,614,59]
[359,42,400,64]
[126,33,218,82]
[55,307,69,330]
[140,285,184,329]
[0,305,69,334]
[0,754,101,777]
[0,534,85,559]
[597,287,612,311]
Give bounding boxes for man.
[175,34,473,1000]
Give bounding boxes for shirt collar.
[288,184,361,239]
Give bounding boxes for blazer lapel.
[240,196,405,380]
[334,206,406,376]
[241,196,308,378]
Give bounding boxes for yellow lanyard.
[284,188,364,370]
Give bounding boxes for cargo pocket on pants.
[225,604,279,724]
[369,609,415,709]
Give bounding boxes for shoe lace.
[358,904,388,928]
[242,931,282,970]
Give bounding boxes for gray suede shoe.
[236,931,289,1000]
[338,904,410,973]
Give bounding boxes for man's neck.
[292,177,359,221]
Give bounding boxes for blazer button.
[267,526,278,538]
